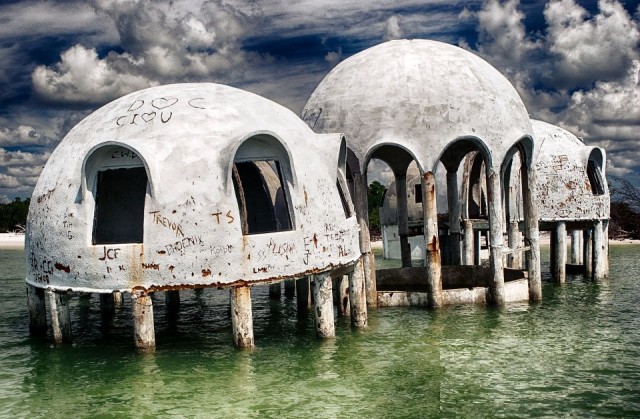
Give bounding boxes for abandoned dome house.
[25,39,610,351]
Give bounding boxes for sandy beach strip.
[0,233,25,249]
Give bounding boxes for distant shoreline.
[2,233,638,251]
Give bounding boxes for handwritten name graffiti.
[37,188,55,204]
[211,210,235,224]
[164,235,204,256]
[98,247,121,261]
[150,211,184,238]
[268,239,295,257]
[551,155,569,171]
[30,253,53,283]
[115,96,207,127]
[63,213,74,240]
[212,244,234,256]
[142,263,160,270]
[111,149,138,160]
[301,226,353,265]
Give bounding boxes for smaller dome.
[532,120,609,221]
[304,39,532,172]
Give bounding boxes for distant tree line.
[0,197,30,233]
[609,176,640,239]
[367,180,386,239]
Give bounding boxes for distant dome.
[26,83,360,293]
[304,39,532,171]
[532,120,609,221]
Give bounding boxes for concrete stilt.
[421,171,443,308]
[553,222,567,283]
[396,172,412,268]
[550,228,557,275]
[230,286,254,348]
[312,273,335,338]
[336,275,350,317]
[593,220,606,280]
[584,228,593,279]
[113,291,124,307]
[26,284,47,336]
[47,289,72,344]
[570,230,583,265]
[522,166,541,301]
[486,169,505,306]
[100,292,115,315]
[284,279,295,298]
[353,173,377,307]
[296,277,312,312]
[132,291,155,352]
[507,220,521,269]
[474,230,482,265]
[447,171,462,265]
[268,283,282,300]
[165,290,180,311]
[348,258,367,327]
[604,220,610,277]
[463,220,474,265]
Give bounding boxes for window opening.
[337,180,352,218]
[414,184,422,204]
[587,160,605,195]
[233,160,292,234]
[93,167,147,244]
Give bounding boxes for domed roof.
[303,39,532,172]
[26,83,360,293]
[531,120,609,221]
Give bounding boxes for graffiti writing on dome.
[115,96,208,127]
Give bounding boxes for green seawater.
[1,246,639,417]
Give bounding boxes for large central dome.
[303,39,532,172]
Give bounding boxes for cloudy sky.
[0,0,639,203]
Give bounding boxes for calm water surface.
[1,246,639,417]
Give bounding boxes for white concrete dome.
[532,119,609,221]
[26,83,360,293]
[303,39,533,172]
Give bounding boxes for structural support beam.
[553,222,567,283]
[230,286,254,349]
[47,289,72,345]
[583,228,593,279]
[522,166,542,301]
[268,283,281,300]
[26,284,47,336]
[446,171,462,265]
[507,220,521,269]
[421,171,443,308]
[593,220,607,280]
[486,169,505,306]
[353,172,377,307]
[132,291,155,352]
[395,173,412,268]
[296,277,312,312]
[463,220,474,265]
[570,230,583,265]
[348,258,367,327]
[336,275,350,317]
[313,273,335,338]
[284,279,296,298]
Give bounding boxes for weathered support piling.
[230,286,254,348]
[100,292,116,315]
[296,277,312,311]
[336,275,350,317]
[312,273,335,338]
[507,220,521,269]
[26,284,47,336]
[584,228,593,279]
[165,290,180,311]
[593,220,607,280]
[447,171,462,265]
[396,172,412,268]
[474,230,482,266]
[486,170,506,305]
[570,230,583,265]
[268,283,282,300]
[284,279,295,298]
[47,289,72,344]
[463,220,474,265]
[132,291,155,352]
[421,171,443,308]
[353,172,377,306]
[348,258,367,327]
[522,166,541,301]
[553,222,567,283]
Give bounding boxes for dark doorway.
[93,167,148,244]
